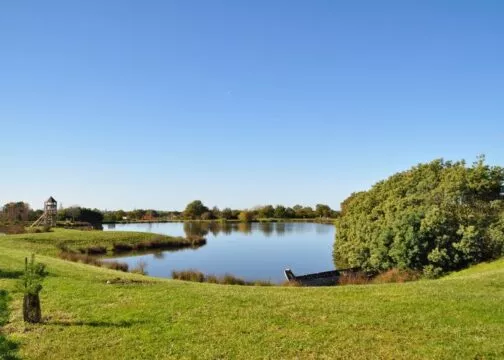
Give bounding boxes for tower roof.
[46,196,57,203]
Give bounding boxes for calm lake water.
[104,222,335,283]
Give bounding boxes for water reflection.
[108,221,320,239]
[178,221,310,238]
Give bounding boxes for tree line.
[102,201,339,222]
[2,201,338,225]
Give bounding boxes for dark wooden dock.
[284,268,362,286]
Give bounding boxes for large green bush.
[334,157,504,276]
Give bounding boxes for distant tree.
[200,211,215,220]
[221,208,234,220]
[2,202,30,222]
[258,205,275,218]
[238,211,254,223]
[211,206,221,219]
[131,209,147,220]
[183,200,209,220]
[78,208,104,227]
[28,209,43,222]
[293,205,304,218]
[315,204,332,218]
[284,207,295,219]
[66,206,81,222]
[143,210,159,220]
[274,205,287,219]
[302,206,315,218]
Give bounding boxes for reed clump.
[130,260,148,275]
[79,246,107,255]
[171,269,272,286]
[337,272,371,285]
[373,268,421,284]
[58,251,129,272]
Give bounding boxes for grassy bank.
[0,239,503,359]
[0,228,205,257]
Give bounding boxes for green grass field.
[0,234,503,359]
[0,228,199,256]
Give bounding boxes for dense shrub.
[334,157,504,277]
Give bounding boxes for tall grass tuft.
[58,251,129,272]
[171,269,272,286]
[337,272,370,286]
[373,268,421,284]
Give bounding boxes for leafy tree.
[211,206,221,219]
[183,200,209,220]
[258,205,275,218]
[68,206,81,221]
[1,202,30,222]
[284,207,296,219]
[315,204,332,218]
[293,205,304,218]
[200,211,215,220]
[334,157,504,277]
[303,206,315,218]
[238,211,253,223]
[221,208,234,220]
[274,205,287,218]
[78,208,104,226]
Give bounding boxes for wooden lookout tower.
[31,196,58,228]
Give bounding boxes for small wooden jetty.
[284,268,361,286]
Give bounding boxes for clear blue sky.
[1,1,503,211]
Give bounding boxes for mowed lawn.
[0,243,503,359]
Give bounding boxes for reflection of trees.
[237,222,252,234]
[275,222,286,236]
[220,222,233,235]
[180,221,328,238]
[259,222,274,237]
[183,222,210,237]
[153,252,164,259]
[284,223,295,234]
[207,222,221,237]
[315,224,332,234]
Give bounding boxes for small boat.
[284,267,361,286]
